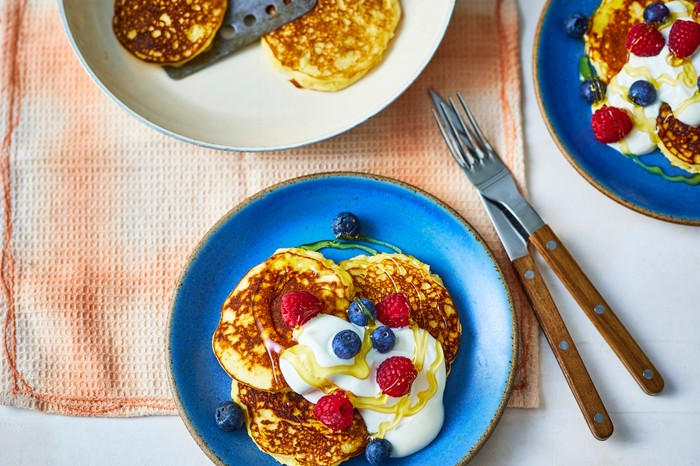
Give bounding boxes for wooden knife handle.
[530,224,664,395]
[513,253,613,440]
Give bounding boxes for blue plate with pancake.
[168,172,516,465]
[535,0,700,225]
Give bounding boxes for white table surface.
[2,0,700,464]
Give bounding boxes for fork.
[434,93,544,235]
[431,90,663,395]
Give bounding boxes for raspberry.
[695,3,700,20]
[376,356,417,397]
[313,391,354,431]
[375,293,411,328]
[668,20,700,59]
[625,23,665,56]
[591,106,633,144]
[280,290,322,329]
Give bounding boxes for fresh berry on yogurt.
[332,329,362,359]
[591,106,633,143]
[279,312,448,458]
[370,326,396,353]
[215,400,245,432]
[644,2,670,23]
[580,78,606,104]
[313,391,355,431]
[625,23,665,57]
[376,356,418,397]
[280,290,323,329]
[668,19,700,58]
[628,80,657,106]
[331,211,360,238]
[564,12,589,38]
[347,297,377,326]
[376,293,411,328]
[365,439,393,465]
[587,1,700,157]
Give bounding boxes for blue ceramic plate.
[535,0,700,225]
[168,173,516,465]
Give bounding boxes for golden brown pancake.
[657,103,700,174]
[213,248,355,392]
[113,0,226,65]
[339,253,461,372]
[232,381,368,466]
[584,0,649,83]
[261,0,401,91]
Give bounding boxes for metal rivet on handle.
[594,413,605,423]
[594,304,605,315]
[643,369,654,380]
[559,340,570,351]
[546,240,557,250]
[524,270,535,280]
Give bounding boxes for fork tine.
[439,101,486,167]
[431,108,471,172]
[456,92,496,154]
[431,109,464,168]
[446,98,486,162]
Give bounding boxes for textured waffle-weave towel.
[0,0,539,415]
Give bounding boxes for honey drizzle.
[280,323,445,437]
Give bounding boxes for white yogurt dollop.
[279,314,447,458]
[595,1,700,155]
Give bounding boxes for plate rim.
[533,0,700,226]
[166,171,518,465]
[57,1,456,152]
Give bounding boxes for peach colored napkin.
[0,0,539,416]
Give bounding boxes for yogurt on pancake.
[279,313,446,458]
[592,1,700,155]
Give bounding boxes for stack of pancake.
[584,0,700,173]
[213,248,461,466]
[113,0,401,91]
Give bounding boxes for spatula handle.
[530,224,664,395]
[512,253,613,440]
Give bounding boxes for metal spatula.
[164,0,317,79]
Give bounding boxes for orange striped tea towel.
[0,0,539,416]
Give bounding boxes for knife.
[480,195,614,440]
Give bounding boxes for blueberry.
[331,212,359,238]
[579,79,606,104]
[365,439,392,465]
[332,329,362,359]
[643,2,670,23]
[215,401,244,432]
[697,75,700,92]
[628,80,657,106]
[370,326,396,353]
[564,12,588,38]
[347,297,377,326]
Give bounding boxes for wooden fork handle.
[530,224,664,395]
[513,253,613,440]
